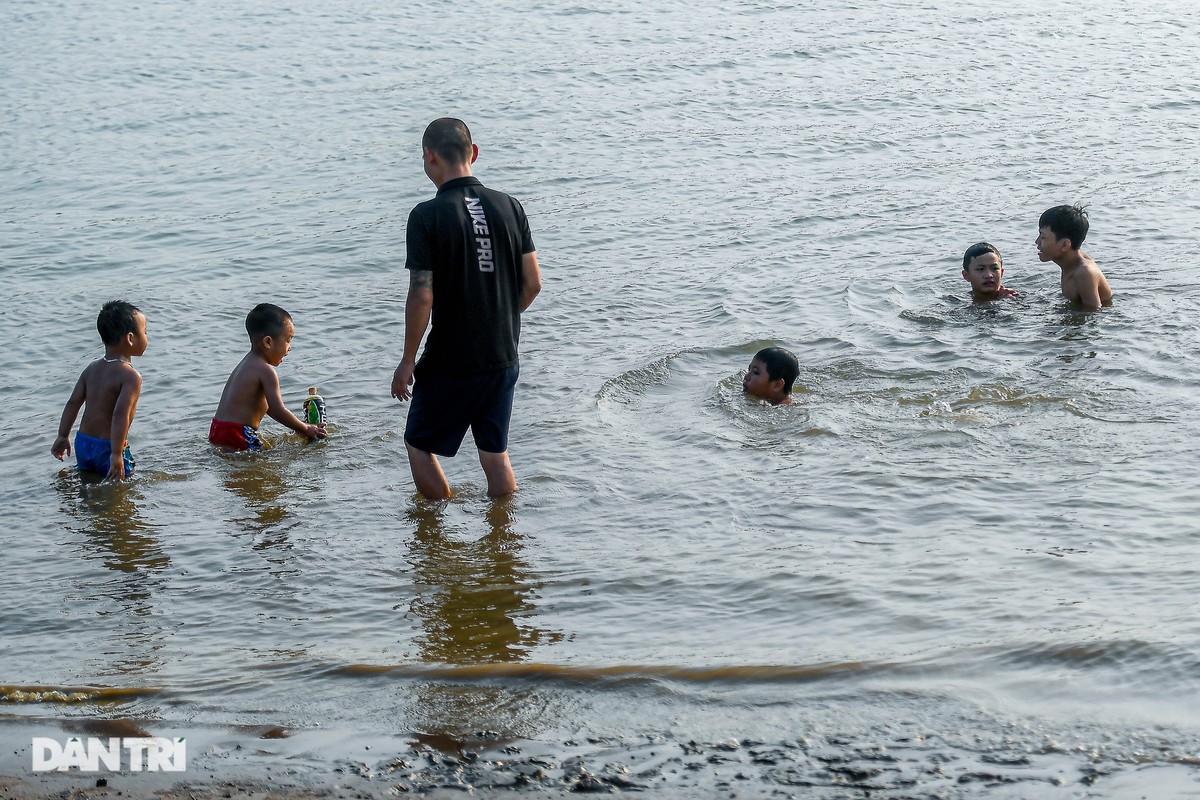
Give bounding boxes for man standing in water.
[391,118,542,500]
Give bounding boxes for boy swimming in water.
[743,347,799,406]
[209,303,326,451]
[51,300,149,481]
[1036,204,1112,310]
[961,242,1017,302]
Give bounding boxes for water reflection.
[55,473,170,576]
[408,499,554,663]
[1046,307,1102,363]
[403,498,562,745]
[218,453,313,624]
[221,456,298,557]
[53,473,168,677]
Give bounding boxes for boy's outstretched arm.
[263,367,326,440]
[51,375,86,460]
[106,371,142,481]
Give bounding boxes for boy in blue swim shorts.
[51,300,149,481]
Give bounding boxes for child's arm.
[106,370,142,481]
[51,375,87,460]
[263,368,326,441]
[1076,270,1104,311]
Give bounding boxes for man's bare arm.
[519,252,542,312]
[392,269,434,401]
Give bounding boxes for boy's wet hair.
[962,241,1002,270]
[246,303,292,342]
[1039,204,1089,249]
[754,347,800,393]
[422,117,473,165]
[96,300,141,346]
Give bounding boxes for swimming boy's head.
[246,303,294,365]
[743,347,799,405]
[1037,204,1089,261]
[97,300,148,354]
[961,242,1004,300]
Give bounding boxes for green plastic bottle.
[303,387,327,426]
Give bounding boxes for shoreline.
[2,716,1198,799]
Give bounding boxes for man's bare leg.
[478,449,517,498]
[406,441,451,500]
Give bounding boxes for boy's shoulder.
[1081,252,1105,274]
[1071,247,1098,266]
[82,358,141,385]
[1066,252,1106,282]
[226,350,274,383]
[1062,252,1113,307]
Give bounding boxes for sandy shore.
[2,714,1198,799]
[4,765,1200,799]
[1,776,315,799]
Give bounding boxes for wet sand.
[3,719,1198,799]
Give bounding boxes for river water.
[3,0,1199,796]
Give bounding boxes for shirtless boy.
[961,242,1017,302]
[209,303,326,450]
[1036,204,1113,310]
[743,347,799,406]
[51,300,148,481]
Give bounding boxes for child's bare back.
[1060,252,1113,310]
[73,359,143,439]
[213,352,277,430]
[52,301,148,481]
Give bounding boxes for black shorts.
[404,363,520,457]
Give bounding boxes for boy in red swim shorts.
[209,303,326,451]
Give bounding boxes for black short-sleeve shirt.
[405,176,535,372]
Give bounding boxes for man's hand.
[302,423,328,441]
[392,362,416,401]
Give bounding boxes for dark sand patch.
[2,718,1199,799]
